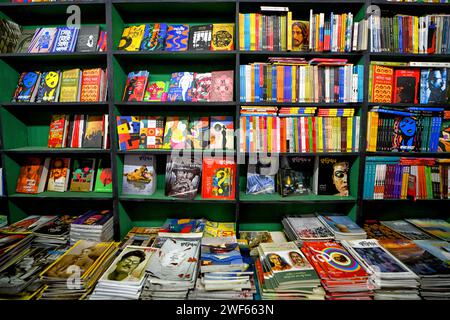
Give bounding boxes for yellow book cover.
[239,14,244,50]
[267,116,272,153]
[291,66,297,102]
[341,14,347,52]
[280,15,287,51]
[211,23,234,51]
[294,118,299,152]
[370,112,379,152]
[315,14,320,50]
[118,25,145,51]
[413,16,419,54]
[347,116,353,152]
[250,13,256,51]
[287,11,292,51]
[317,117,323,153]
[59,68,81,102]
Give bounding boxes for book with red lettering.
[122,71,149,102]
[79,68,104,102]
[48,114,69,148]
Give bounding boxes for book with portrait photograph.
[290,20,309,51]
[122,154,157,196]
[46,158,71,192]
[165,156,201,200]
[393,69,420,103]
[420,68,450,104]
[119,227,160,250]
[99,245,155,285]
[317,157,350,196]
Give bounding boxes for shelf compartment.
[4,147,110,155]
[8,191,112,200]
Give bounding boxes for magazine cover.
[246,155,278,195]
[165,156,201,200]
[201,157,235,200]
[406,219,450,242]
[414,240,450,264]
[71,210,113,227]
[318,215,366,235]
[381,220,434,240]
[122,154,157,196]
[318,157,350,196]
[420,68,449,104]
[1,215,56,234]
[33,215,80,237]
[284,216,333,241]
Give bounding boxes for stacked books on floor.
[69,210,114,245]
[90,246,156,300]
[38,240,118,300]
[240,57,363,103]
[283,215,334,243]
[317,214,367,241]
[240,107,360,153]
[343,239,421,300]
[33,215,80,246]
[302,241,374,300]
[255,242,324,300]
[364,157,450,200]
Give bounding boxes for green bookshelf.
[0,0,449,241]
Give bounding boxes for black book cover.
[318,157,350,196]
[165,156,202,200]
[14,28,36,53]
[76,26,100,52]
[277,156,314,197]
[188,24,212,51]
[82,115,103,148]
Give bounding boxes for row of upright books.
[119,23,234,52]
[240,107,360,153]
[240,57,364,103]
[370,14,450,54]
[15,157,112,194]
[367,107,450,153]
[364,156,450,200]
[12,68,108,103]
[122,70,233,102]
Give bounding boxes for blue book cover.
[244,14,250,51]
[165,24,189,51]
[140,23,168,51]
[254,64,260,102]
[284,66,291,102]
[339,66,345,103]
[240,65,245,102]
[319,215,365,234]
[51,27,79,53]
[272,67,277,102]
[167,72,194,102]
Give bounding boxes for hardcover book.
[122,154,157,196]
[210,70,234,102]
[165,156,201,200]
[188,24,212,51]
[211,23,234,51]
[35,71,61,103]
[140,23,168,51]
[94,159,112,193]
[393,69,420,103]
[143,81,168,102]
[420,68,450,104]
[278,156,314,197]
[47,158,71,192]
[51,27,79,53]
[201,157,236,200]
[139,116,164,149]
[167,72,194,102]
[318,157,350,196]
[48,114,69,148]
[12,71,41,102]
[59,68,82,102]
[162,116,188,149]
[118,25,145,51]
[28,27,57,53]
[69,158,96,192]
[186,116,209,149]
[117,116,140,150]
[209,115,234,150]
[191,73,211,102]
[14,28,37,53]
[123,71,149,102]
[165,24,189,51]
[82,115,103,148]
[76,26,100,52]
[16,157,50,194]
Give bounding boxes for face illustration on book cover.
[392,116,418,152]
[15,72,39,101]
[292,20,309,51]
[103,247,152,282]
[165,156,201,199]
[40,71,60,102]
[163,117,188,149]
[318,157,349,196]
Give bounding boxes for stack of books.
[69,210,114,245]
[33,215,80,246]
[317,215,367,241]
[301,241,373,300]
[90,246,156,300]
[282,215,334,244]
[343,239,421,300]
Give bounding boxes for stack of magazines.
[33,215,80,246]
[140,236,201,300]
[38,240,118,300]
[317,215,367,240]
[69,210,114,245]
[0,232,33,270]
[90,246,155,300]
[282,215,334,243]
[343,239,420,300]
[255,242,324,300]
[301,241,373,300]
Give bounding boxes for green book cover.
[94,160,112,193]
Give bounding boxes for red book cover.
[304,117,310,152]
[312,117,317,153]
[280,117,286,153]
[16,158,48,194]
[201,157,236,200]
[371,65,394,103]
[122,71,148,102]
[80,68,102,102]
[48,115,67,148]
[393,68,420,103]
[255,13,260,51]
[210,70,234,102]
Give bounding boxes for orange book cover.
[80,68,102,102]
[16,158,46,194]
[201,157,236,200]
[276,65,284,102]
[371,65,394,103]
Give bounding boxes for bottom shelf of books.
[1,212,449,300]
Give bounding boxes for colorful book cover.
[59,68,81,102]
[122,71,149,102]
[210,70,234,102]
[165,24,189,51]
[118,25,146,51]
[209,115,234,150]
[165,156,201,200]
[71,210,113,226]
[139,116,164,149]
[1,215,56,234]
[94,159,112,193]
[47,114,68,148]
[381,220,434,240]
[393,69,420,103]
[140,23,168,51]
[167,72,194,102]
[35,71,61,103]
[14,28,38,53]
[414,240,450,264]
[246,155,278,195]
[96,30,107,52]
[291,20,309,51]
[79,68,103,102]
[159,218,206,236]
[438,112,450,152]
[191,73,211,102]
[318,215,366,236]
[188,24,212,51]
[33,215,79,237]
[186,116,209,150]
[204,221,236,238]
[406,219,450,242]
[27,27,57,53]
[69,158,96,192]
[82,115,103,148]
[278,156,314,197]
[284,216,334,241]
[75,26,100,52]
[391,114,419,152]
[371,65,394,103]
[15,157,50,194]
[12,71,40,102]
[201,157,236,200]
[162,116,188,149]
[317,157,350,196]
[143,81,168,102]
[47,158,71,192]
[420,68,449,104]
[211,23,234,51]
[51,27,79,53]
[122,154,156,196]
[117,116,140,150]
